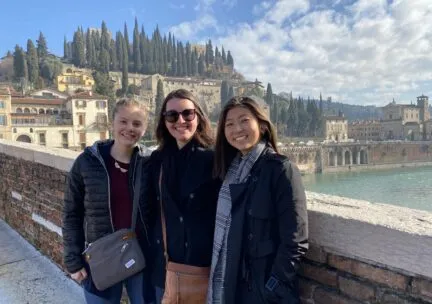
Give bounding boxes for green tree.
[198,54,205,76]
[155,79,164,117]
[121,36,129,94]
[124,23,131,58]
[133,17,142,73]
[13,45,28,81]
[40,57,62,84]
[228,86,235,100]
[220,80,229,106]
[227,50,234,67]
[116,32,124,70]
[86,29,96,68]
[205,40,214,66]
[63,36,68,59]
[93,71,114,98]
[26,39,39,85]
[36,32,48,63]
[110,39,118,71]
[221,47,227,64]
[72,29,86,67]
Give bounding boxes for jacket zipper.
[131,153,150,245]
[92,150,115,233]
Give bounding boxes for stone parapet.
[0,139,431,303]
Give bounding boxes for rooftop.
[11,98,65,105]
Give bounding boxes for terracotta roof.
[324,116,347,121]
[70,91,106,100]
[11,98,65,105]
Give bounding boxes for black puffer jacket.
[62,140,151,274]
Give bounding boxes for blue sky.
[1,0,431,106]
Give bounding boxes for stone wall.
[1,139,432,303]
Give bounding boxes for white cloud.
[222,0,237,10]
[169,14,218,40]
[169,3,186,10]
[215,0,432,105]
[253,1,272,16]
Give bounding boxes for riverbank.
[322,161,432,173]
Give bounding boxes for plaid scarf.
[207,142,266,304]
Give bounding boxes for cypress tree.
[124,23,131,58]
[109,39,118,71]
[72,29,86,67]
[227,50,234,66]
[26,39,39,85]
[221,46,227,64]
[140,29,147,73]
[220,80,229,105]
[116,32,124,70]
[185,43,192,76]
[198,54,205,76]
[155,79,164,117]
[13,45,28,81]
[133,18,142,73]
[63,36,68,59]
[265,83,273,106]
[191,50,198,76]
[121,36,129,94]
[86,29,95,68]
[36,32,48,63]
[205,40,214,66]
[228,86,235,100]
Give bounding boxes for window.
[96,113,107,124]
[39,133,46,145]
[30,128,33,133]
[0,115,6,126]
[13,128,16,133]
[96,100,106,109]
[75,100,87,108]
[78,114,86,126]
[0,101,4,109]
[61,132,69,148]
[79,132,86,143]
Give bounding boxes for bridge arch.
[16,134,32,143]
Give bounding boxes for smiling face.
[112,105,147,148]
[165,97,199,148]
[224,106,261,155]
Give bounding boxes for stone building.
[0,86,12,140]
[56,68,95,94]
[348,120,383,141]
[4,87,108,150]
[381,95,429,140]
[323,113,348,142]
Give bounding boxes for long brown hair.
[213,96,279,179]
[155,89,214,149]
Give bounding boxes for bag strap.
[131,157,142,231]
[158,165,169,264]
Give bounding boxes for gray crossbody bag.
[82,159,146,291]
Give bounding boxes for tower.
[417,95,430,122]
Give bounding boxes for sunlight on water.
[302,166,432,212]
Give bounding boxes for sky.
[1,0,432,106]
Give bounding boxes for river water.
[302,166,432,212]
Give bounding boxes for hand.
[70,268,88,283]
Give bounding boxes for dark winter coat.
[223,147,308,304]
[62,140,151,274]
[146,142,221,288]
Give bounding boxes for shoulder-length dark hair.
[155,89,214,150]
[213,96,279,179]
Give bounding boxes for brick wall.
[300,245,432,303]
[1,139,432,304]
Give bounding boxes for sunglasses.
[163,109,196,123]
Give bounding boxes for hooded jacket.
[62,140,151,274]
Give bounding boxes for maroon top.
[107,155,132,230]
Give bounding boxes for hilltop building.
[381,95,430,140]
[1,87,108,150]
[56,68,95,94]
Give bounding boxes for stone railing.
[0,139,431,303]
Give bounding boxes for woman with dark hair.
[147,89,220,303]
[208,96,308,304]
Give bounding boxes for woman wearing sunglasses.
[146,89,221,303]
